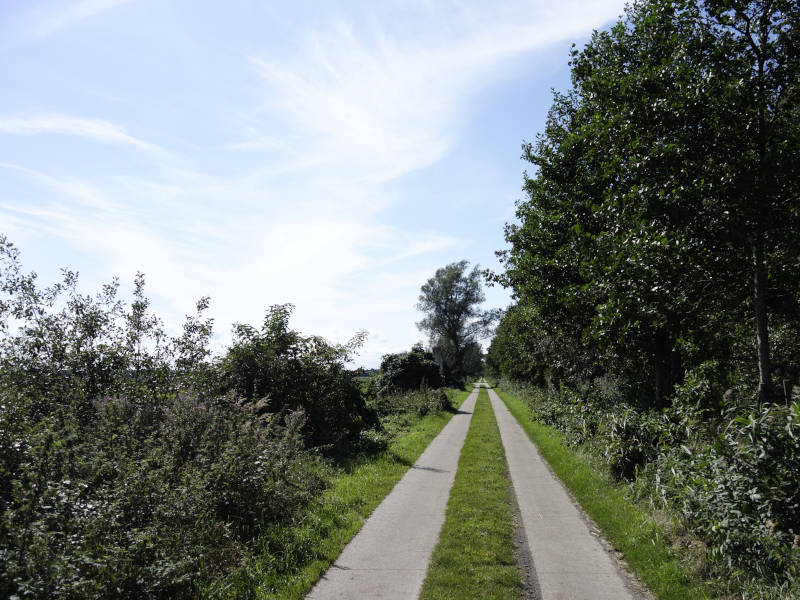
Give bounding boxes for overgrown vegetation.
[488,0,800,596]
[218,304,378,450]
[203,388,470,600]
[372,343,443,396]
[0,235,459,598]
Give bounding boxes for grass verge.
[202,388,472,600]
[420,387,522,600]
[495,388,712,600]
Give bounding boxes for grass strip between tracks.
[420,387,523,600]
[202,387,473,600]
[495,388,712,600]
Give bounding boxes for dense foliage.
[374,343,443,395]
[492,0,800,406]
[0,235,455,598]
[489,0,800,595]
[218,305,377,449]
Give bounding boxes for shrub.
[369,387,451,418]
[597,406,672,480]
[652,401,800,580]
[375,343,442,395]
[218,304,378,451]
[0,390,325,599]
[1,238,379,597]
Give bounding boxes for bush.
[218,304,378,451]
[369,387,452,419]
[501,378,614,448]
[651,400,800,581]
[0,238,381,597]
[0,390,325,599]
[375,344,442,395]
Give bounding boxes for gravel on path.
[306,387,479,600]
[487,386,642,600]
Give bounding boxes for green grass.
[419,388,523,600]
[202,388,472,600]
[494,388,713,600]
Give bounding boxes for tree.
[494,0,800,406]
[698,0,800,402]
[417,261,496,383]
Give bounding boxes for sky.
[0,0,627,367]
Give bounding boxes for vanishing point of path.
[308,383,641,600]
[306,387,479,599]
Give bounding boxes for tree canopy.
[490,0,800,407]
[375,343,443,395]
[417,261,496,383]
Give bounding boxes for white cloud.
[33,0,134,38]
[249,0,626,186]
[0,161,459,363]
[0,115,163,154]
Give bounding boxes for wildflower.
[765,519,775,536]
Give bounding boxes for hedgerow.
[0,235,460,598]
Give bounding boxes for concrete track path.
[306,387,479,600]
[487,385,639,600]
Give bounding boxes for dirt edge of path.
[501,391,656,600]
[508,477,542,600]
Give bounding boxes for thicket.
[218,305,378,450]
[488,0,800,596]
[362,344,453,446]
[373,343,443,396]
[0,236,451,598]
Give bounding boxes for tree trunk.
[753,234,772,405]
[671,342,683,388]
[752,41,772,406]
[653,329,672,409]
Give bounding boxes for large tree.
[417,261,496,383]
[496,0,800,405]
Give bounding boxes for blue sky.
[0,0,626,367]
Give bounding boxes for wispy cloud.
[249,0,625,186]
[33,0,134,38]
[0,114,164,154]
[0,162,122,212]
[0,160,459,360]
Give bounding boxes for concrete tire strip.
[306,387,479,600]
[487,386,640,600]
